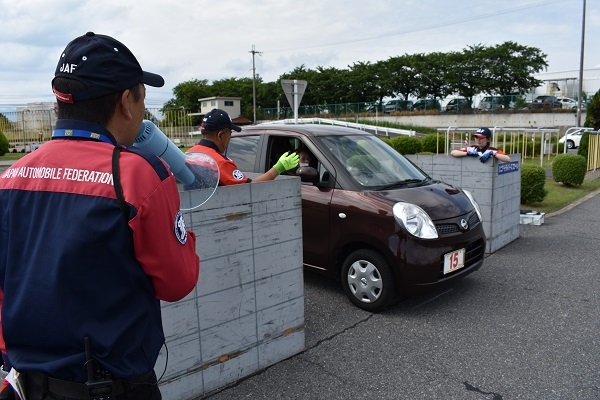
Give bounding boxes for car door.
[228,132,335,272]
[262,134,335,271]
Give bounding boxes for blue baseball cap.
[474,127,492,139]
[52,32,164,103]
[201,109,242,132]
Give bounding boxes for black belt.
[25,370,156,399]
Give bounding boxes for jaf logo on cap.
[200,109,242,133]
[52,32,164,103]
[474,127,492,139]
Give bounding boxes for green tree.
[483,41,547,97]
[347,61,384,104]
[212,77,256,119]
[446,47,487,108]
[385,55,417,100]
[584,90,600,130]
[163,79,212,112]
[411,52,451,101]
[280,65,320,107]
[0,130,8,156]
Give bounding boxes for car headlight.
[463,190,482,222]
[393,202,438,239]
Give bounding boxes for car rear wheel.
[341,249,396,312]
[567,140,575,149]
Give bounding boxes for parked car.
[556,96,585,110]
[412,98,441,111]
[528,95,562,110]
[364,101,383,113]
[558,127,593,149]
[477,96,505,112]
[384,99,413,113]
[445,97,470,112]
[226,123,486,312]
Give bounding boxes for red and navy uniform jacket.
[187,139,251,185]
[0,120,199,382]
[455,144,506,155]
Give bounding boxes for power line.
[263,0,563,53]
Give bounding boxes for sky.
[0,0,598,110]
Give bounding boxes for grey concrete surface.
[197,193,600,400]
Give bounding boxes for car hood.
[369,181,474,221]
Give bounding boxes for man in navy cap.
[451,127,511,163]
[187,108,299,185]
[0,32,200,399]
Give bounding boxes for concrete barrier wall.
[407,154,521,255]
[156,176,305,399]
[372,112,585,131]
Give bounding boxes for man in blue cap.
[187,108,299,185]
[451,127,511,163]
[0,32,199,399]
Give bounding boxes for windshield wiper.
[377,178,426,191]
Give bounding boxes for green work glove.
[274,151,299,174]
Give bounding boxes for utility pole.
[250,45,262,125]
[576,0,586,127]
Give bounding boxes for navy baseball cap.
[52,32,164,103]
[201,109,242,132]
[474,127,492,139]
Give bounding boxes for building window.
[224,101,234,107]
[211,101,216,106]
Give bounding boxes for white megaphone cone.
[134,120,195,185]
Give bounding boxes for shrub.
[521,164,548,204]
[577,131,589,159]
[421,134,446,154]
[584,89,600,130]
[0,131,8,156]
[513,97,528,110]
[390,136,422,155]
[552,153,587,186]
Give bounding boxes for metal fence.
[260,94,585,119]
[438,126,600,172]
[0,108,197,153]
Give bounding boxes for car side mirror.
[296,166,319,183]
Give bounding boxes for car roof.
[238,123,373,137]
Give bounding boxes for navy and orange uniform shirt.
[0,120,199,382]
[455,144,507,155]
[187,139,251,185]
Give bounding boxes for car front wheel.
[567,140,575,149]
[341,249,396,312]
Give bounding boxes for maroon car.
[226,123,486,312]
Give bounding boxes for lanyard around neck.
[52,129,115,145]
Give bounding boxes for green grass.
[519,154,600,214]
[521,173,600,214]
[0,153,25,161]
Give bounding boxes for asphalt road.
[199,195,600,400]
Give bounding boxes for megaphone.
[134,120,195,185]
[134,120,220,211]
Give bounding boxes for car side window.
[227,135,260,172]
[267,137,295,170]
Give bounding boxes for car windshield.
[316,134,429,188]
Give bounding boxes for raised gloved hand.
[466,148,480,157]
[479,149,496,163]
[274,151,299,174]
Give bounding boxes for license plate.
[443,248,465,274]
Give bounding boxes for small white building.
[198,96,242,118]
